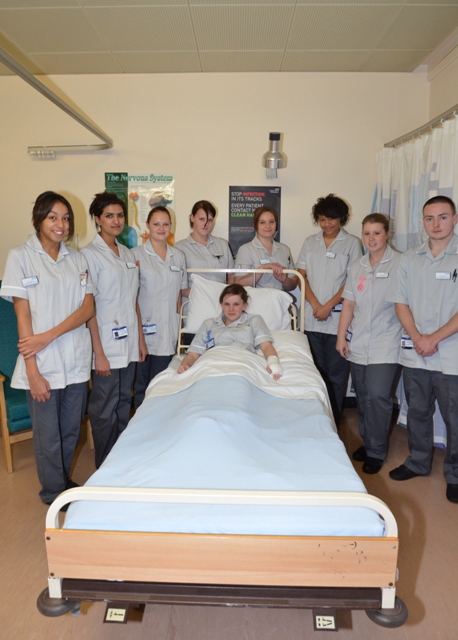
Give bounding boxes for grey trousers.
[133,354,172,409]
[26,382,87,504]
[403,367,458,483]
[350,362,400,460]
[305,331,349,426]
[88,362,136,468]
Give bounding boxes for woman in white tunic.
[336,213,402,474]
[0,191,95,505]
[175,200,235,290]
[235,206,297,291]
[296,194,361,426]
[81,192,147,468]
[131,206,187,408]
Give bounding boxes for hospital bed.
[37,270,407,631]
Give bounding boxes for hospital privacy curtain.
[373,116,458,251]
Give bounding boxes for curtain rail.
[0,47,113,156]
[384,103,458,148]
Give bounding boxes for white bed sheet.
[64,333,384,537]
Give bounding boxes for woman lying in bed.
[177,284,283,380]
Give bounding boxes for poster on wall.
[105,173,175,248]
[228,186,281,257]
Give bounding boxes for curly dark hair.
[312,194,350,226]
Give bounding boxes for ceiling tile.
[360,49,430,72]
[28,51,123,74]
[86,6,196,51]
[191,4,294,50]
[114,50,201,73]
[288,4,401,50]
[0,8,109,52]
[190,0,293,4]
[377,5,458,50]
[282,50,370,72]
[81,0,184,6]
[200,50,283,71]
[0,1,79,6]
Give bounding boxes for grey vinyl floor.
[1,408,457,640]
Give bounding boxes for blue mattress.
[65,375,384,537]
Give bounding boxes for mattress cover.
[64,335,384,536]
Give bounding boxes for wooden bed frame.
[39,270,407,630]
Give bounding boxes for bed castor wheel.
[36,587,80,617]
[366,596,408,628]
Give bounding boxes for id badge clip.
[142,323,157,335]
[260,259,271,265]
[401,335,414,350]
[345,329,353,343]
[112,326,128,340]
[80,270,88,287]
[326,251,336,259]
[205,330,215,350]
[332,302,343,312]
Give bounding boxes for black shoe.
[352,446,367,462]
[363,457,383,474]
[389,464,426,481]
[446,484,458,503]
[66,479,80,490]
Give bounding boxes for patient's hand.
[266,355,283,381]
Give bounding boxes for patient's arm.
[259,341,283,380]
[177,351,200,373]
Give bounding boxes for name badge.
[142,323,157,335]
[170,265,180,272]
[22,275,39,287]
[260,259,271,265]
[436,272,451,280]
[80,270,88,286]
[326,252,336,259]
[332,302,343,312]
[213,255,223,263]
[112,326,128,340]
[205,329,215,350]
[126,262,137,269]
[345,329,353,343]
[376,272,389,278]
[401,334,414,350]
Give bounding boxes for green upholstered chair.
[0,287,33,473]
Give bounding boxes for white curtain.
[373,116,458,251]
[374,117,458,449]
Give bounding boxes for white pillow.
[185,275,292,333]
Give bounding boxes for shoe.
[446,484,458,503]
[363,457,383,474]
[352,446,367,462]
[389,464,426,481]
[66,479,80,490]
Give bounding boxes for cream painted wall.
[429,48,458,118]
[0,71,429,277]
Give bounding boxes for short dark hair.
[219,283,249,305]
[253,206,278,232]
[312,194,350,226]
[89,192,126,220]
[190,200,216,228]
[32,191,75,240]
[423,195,456,216]
[362,213,389,233]
[147,205,171,223]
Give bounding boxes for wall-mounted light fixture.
[262,132,286,179]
